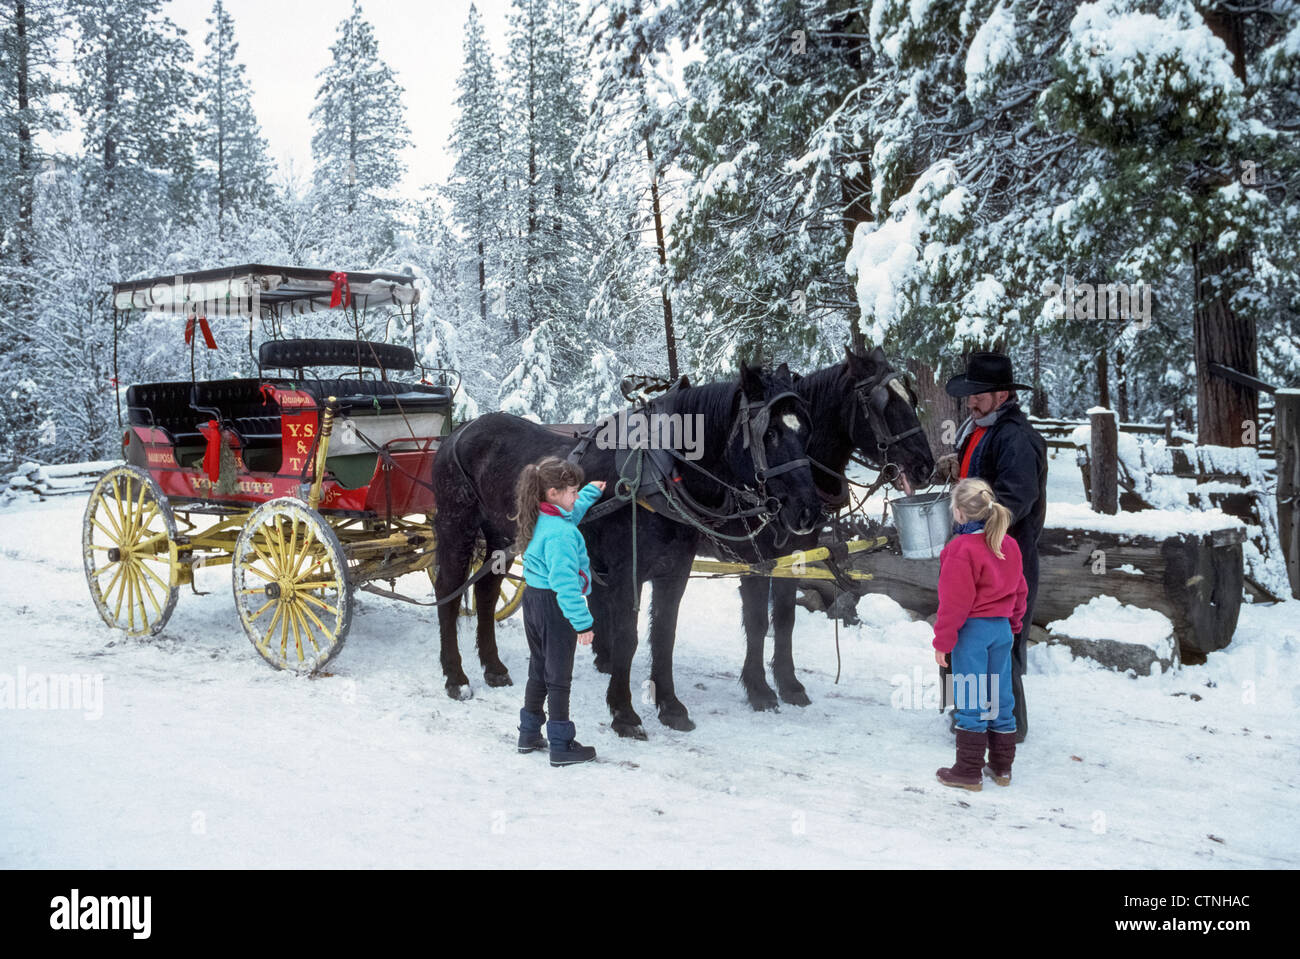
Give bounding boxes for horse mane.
[646,378,740,461]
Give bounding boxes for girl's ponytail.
[984,500,1012,560]
[510,456,586,553]
[511,464,543,554]
[951,477,1012,559]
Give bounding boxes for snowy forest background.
[0,0,1297,470]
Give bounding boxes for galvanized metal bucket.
[890,490,952,559]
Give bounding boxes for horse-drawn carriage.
[85,264,935,735]
[83,265,521,674]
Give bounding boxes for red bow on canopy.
[184,315,217,350]
[330,271,351,309]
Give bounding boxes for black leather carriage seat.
[294,378,453,414]
[125,382,204,447]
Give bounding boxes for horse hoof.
[446,684,473,702]
[779,688,811,707]
[746,688,780,712]
[612,719,648,740]
[484,670,513,688]
[659,710,696,732]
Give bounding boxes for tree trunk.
[1116,347,1129,421]
[477,236,488,325]
[646,137,678,379]
[1097,348,1110,409]
[908,359,964,460]
[1031,323,1048,416]
[15,0,34,268]
[1193,5,1257,448]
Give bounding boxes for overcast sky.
[163,0,514,199]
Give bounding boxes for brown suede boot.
[985,730,1017,786]
[936,729,986,791]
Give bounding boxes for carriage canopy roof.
[111,264,419,316]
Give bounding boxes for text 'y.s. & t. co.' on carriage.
[83,265,524,674]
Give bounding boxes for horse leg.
[770,577,810,706]
[647,572,695,731]
[433,517,476,700]
[588,584,612,674]
[473,529,513,687]
[739,576,779,711]
[606,577,646,739]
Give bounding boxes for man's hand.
[577,630,594,646]
[931,453,959,484]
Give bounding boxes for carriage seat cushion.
[230,416,282,448]
[126,382,203,445]
[295,378,453,414]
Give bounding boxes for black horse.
[430,363,823,738]
[694,345,936,710]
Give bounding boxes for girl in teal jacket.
[511,456,605,766]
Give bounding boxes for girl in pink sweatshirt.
[932,478,1027,791]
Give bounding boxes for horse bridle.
[733,390,812,484]
[850,366,924,465]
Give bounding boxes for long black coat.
[957,400,1047,621]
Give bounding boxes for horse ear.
[846,347,869,376]
[676,374,691,389]
[869,345,888,366]
[739,361,764,400]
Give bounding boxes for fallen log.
[838,523,1245,661]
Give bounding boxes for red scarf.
[959,425,987,478]
[538,502,562,516]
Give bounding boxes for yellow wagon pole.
[307,398,338,510]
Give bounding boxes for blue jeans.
[949,616,1016,734]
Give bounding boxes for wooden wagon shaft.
[691,538,886,580]
[692,559,874,581]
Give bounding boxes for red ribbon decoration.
[259,383,277,404]
[184,315,217,350]
[197,420,224,483]
[329,271,351,309]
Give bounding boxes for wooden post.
[1090,407,1118,515]
[1277,389,1300,599]
[1164,409,1174,445]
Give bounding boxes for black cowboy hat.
[944,351,1033,398]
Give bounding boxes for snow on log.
[1045,596,1178,675]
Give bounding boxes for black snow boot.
[547,720,596,767]
[518,708,547,754]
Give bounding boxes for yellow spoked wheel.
[468,555,526,622]
[233,498,352,674]
[82,464,179,637]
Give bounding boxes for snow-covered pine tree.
[583,0,686,380]
[1041,0,1286,443]
[0,0,65,469]
[666,0,867,376]
[501,0,598,350]
[71,0,198,262]
[310,0,411,270]
[498,321,559,422]
[448,3,507,330]
[197,0,274,253]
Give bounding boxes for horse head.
[843,345,936,492]
[729,361,822,536]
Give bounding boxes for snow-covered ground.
[2,449,1298,868]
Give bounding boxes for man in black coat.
[933,352,1046,743]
